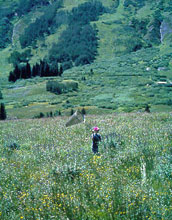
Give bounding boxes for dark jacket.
[92,133,101,147]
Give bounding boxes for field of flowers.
[0,112,172,220]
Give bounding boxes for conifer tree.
[26,62,31,78]
[0,90,3,99]
[59,65,63,76]
[8,71,16,82]
[0,103,7,120]
[13,64,21,81]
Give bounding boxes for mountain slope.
[1,0,172,118]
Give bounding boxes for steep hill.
[1,0,172,118]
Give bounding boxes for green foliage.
[0,103,7,120]
[16,0,50,16]
[123,0,145,10]
[46,80,78,95]
[0,90,3,99]
[0,17,12,48]
[145,18,161,46]
[47,1,105,68]
[8,49,32,66]
[19,1,63,48]
[68,0,106,25]
[8,60,61,82]
[48,23,98,67]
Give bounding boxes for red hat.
[93,126,99,131]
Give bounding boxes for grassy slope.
[1,0,172,119]
[0,112,172,219]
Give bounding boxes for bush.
[46,80,78,94]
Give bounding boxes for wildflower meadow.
[0,112,172,219]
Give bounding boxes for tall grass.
[0,112,172,219]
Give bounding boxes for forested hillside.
[1,0,172,118]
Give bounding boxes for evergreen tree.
[8,71,16,82]
[145,104,150,113]
[13,64,21,81]
[32,64,37,77]
[40,60,46,77]
[26,62,31,78]
[59,65,63,76]
[45,63,50,76]
[21,65,27,79]
[0,103,7,120]
[51,62,59,76]
[0,91,3,99]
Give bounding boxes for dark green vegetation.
[46,80,78,94]
[8,61,63,82]
[1,0,172,118]
[0,103,7,120]
[0,112,172,219]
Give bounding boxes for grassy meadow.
[0,112,172,219]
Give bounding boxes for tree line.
[8,60,63,82]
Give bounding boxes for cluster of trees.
[48,24,98,67]
[8,49,32,66]
[19,1,63,48]
[68,1,106,25]
[34,110,61,119]
[123,0,146,9]
[16,0,50,17]
[46,80,78,94]
[0,0,53,48]
[0,103,6,120]
[48,1,106,69]
[9,61,63,82]
[0,17,12,48]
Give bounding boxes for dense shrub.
[46,80,78,94]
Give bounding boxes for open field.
[0,112,172,219]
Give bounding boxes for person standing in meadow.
[91,126,101,154]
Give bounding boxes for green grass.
[0,112,172,219]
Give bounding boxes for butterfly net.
[66,111,85,127]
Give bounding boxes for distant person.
[91,126,101,154]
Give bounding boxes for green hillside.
[1,0,172,119]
